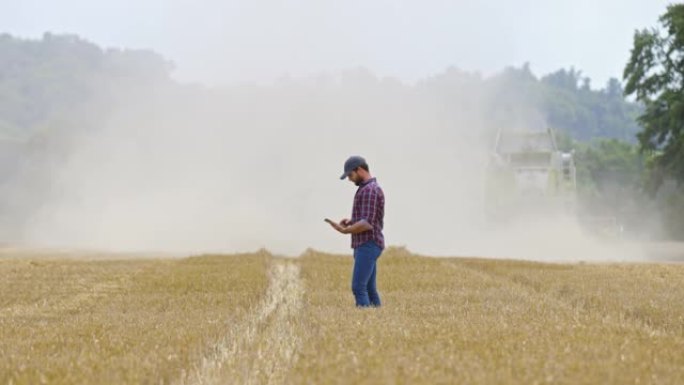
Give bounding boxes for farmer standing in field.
[325,156,385,307]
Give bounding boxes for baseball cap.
[340,156,367,180]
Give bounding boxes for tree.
[623,4,684,188]
[605,78,623,99]
[0,33,173,142]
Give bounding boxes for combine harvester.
[485,125,577,223]
[485,125,624,239]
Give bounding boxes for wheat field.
[1,247,683,384]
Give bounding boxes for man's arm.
[340,219,373,234]
[325,218,372,234]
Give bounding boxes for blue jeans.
[352,241,382,307]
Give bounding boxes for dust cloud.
[0,67,662,261]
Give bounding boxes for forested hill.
[0,33,641,145]
[0,33,172,142]
[493,64,642,142]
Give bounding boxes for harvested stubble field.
[1,247,684,385]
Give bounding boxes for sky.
[0,0,673,88]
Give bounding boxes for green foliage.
[487,65,643,142]
[422,63,643,146]
[576,139,645,190]
[624,4,684,188]
[572,138,644,206]
[0,33,172,141]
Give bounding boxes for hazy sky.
[0,0,672,87]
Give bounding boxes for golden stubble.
[0,251,270,385]
[1,248,683,385]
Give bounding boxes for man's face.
[348,169,362,186]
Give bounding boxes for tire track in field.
[180,259,304,385]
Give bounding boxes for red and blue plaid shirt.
[351,178,385,249]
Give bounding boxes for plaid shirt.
[351,178,385,249]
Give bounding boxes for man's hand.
[340,218,351,227]
[325,218,372,235]
[325,218,348,234]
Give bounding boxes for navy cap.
[340,156,367,180]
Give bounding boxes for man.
[325,156,385,307]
